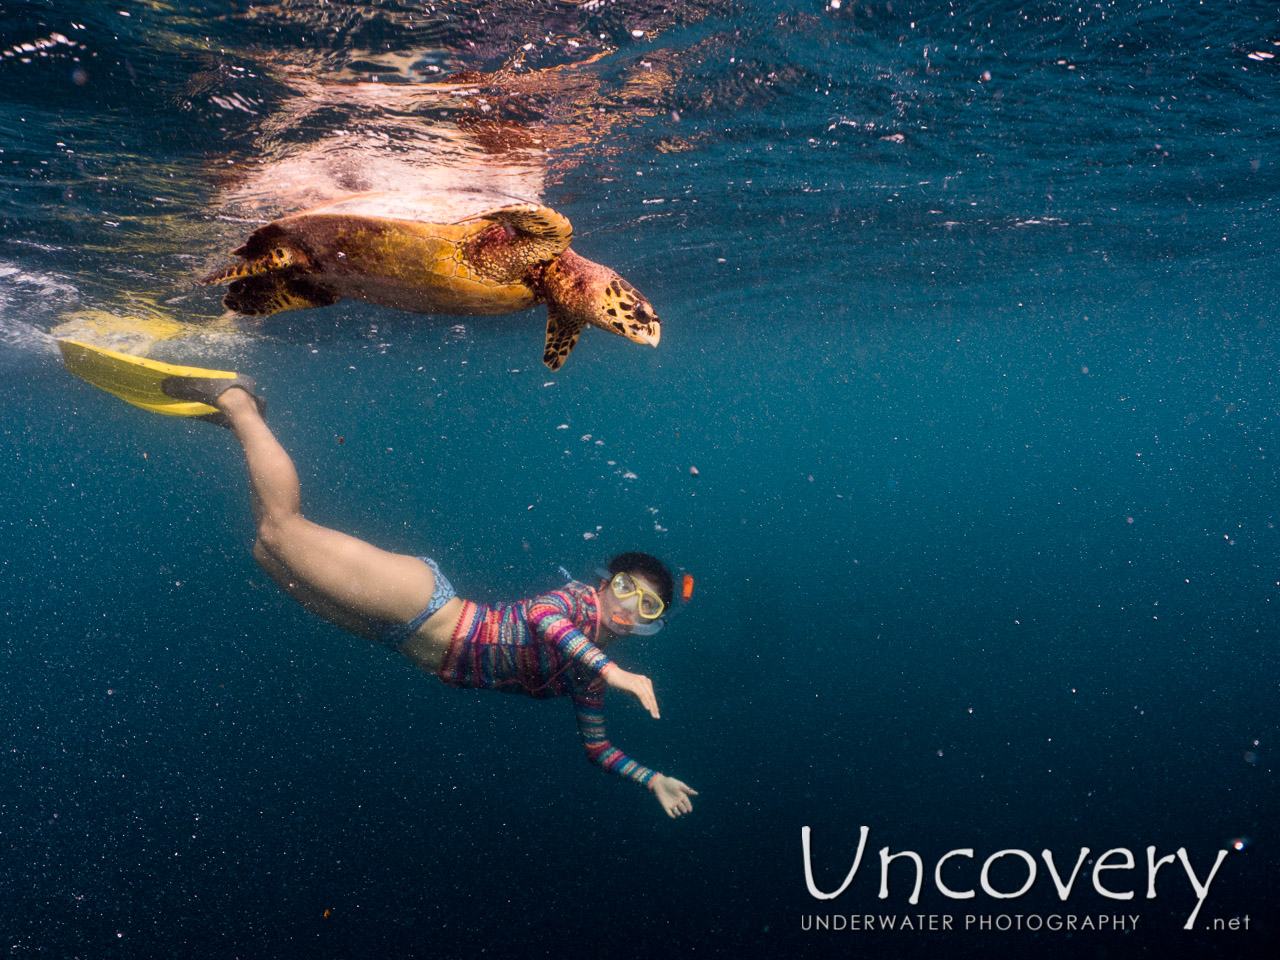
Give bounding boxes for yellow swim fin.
[57,339,260,426]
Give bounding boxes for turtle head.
[542,249,661,349]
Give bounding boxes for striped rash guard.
[438,580,656,787]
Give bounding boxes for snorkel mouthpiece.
[612,613,665,636]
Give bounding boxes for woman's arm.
[571,682,656,785]
[528,591,613,675]
[528,588,661,718]
[571,681,698,817]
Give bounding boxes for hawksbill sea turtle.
[200,195,660,370]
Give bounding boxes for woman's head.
[598,551,674,637]
[607,552,674,608]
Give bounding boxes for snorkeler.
[58,340,697,818]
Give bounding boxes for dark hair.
[607,551,674,609]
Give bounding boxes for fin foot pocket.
[161,374,266,428]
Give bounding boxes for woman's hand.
[650,773,698,818]
[603,664,660,718]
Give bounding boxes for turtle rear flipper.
[201,224,316,285]
[543,305,586,371]
[224,275,340,317]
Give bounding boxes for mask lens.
[610,572,664,620]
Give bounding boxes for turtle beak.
[624,303,661,347]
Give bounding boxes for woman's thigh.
[256,514,437,627]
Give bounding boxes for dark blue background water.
[1,2,1277,957]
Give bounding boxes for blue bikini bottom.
[368,556,456,650]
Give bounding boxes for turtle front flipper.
[224,275,340,317]
[461,203,573,262]
[543,305,587,371]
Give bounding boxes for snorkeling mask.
[595,567,667,636]
[609,572,666,619]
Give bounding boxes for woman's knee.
[254,513,303,558]
[253,539,280,574]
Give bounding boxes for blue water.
[2,2,1277,957]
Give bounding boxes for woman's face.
[597,571,663,637]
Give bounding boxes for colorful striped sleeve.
[571,678,656,786]
[527,589,613,676]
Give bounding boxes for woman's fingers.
[657,779,697,817]
[607,668,661,718]
[635,675,659,718]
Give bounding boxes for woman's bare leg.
[215,387,439,636]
